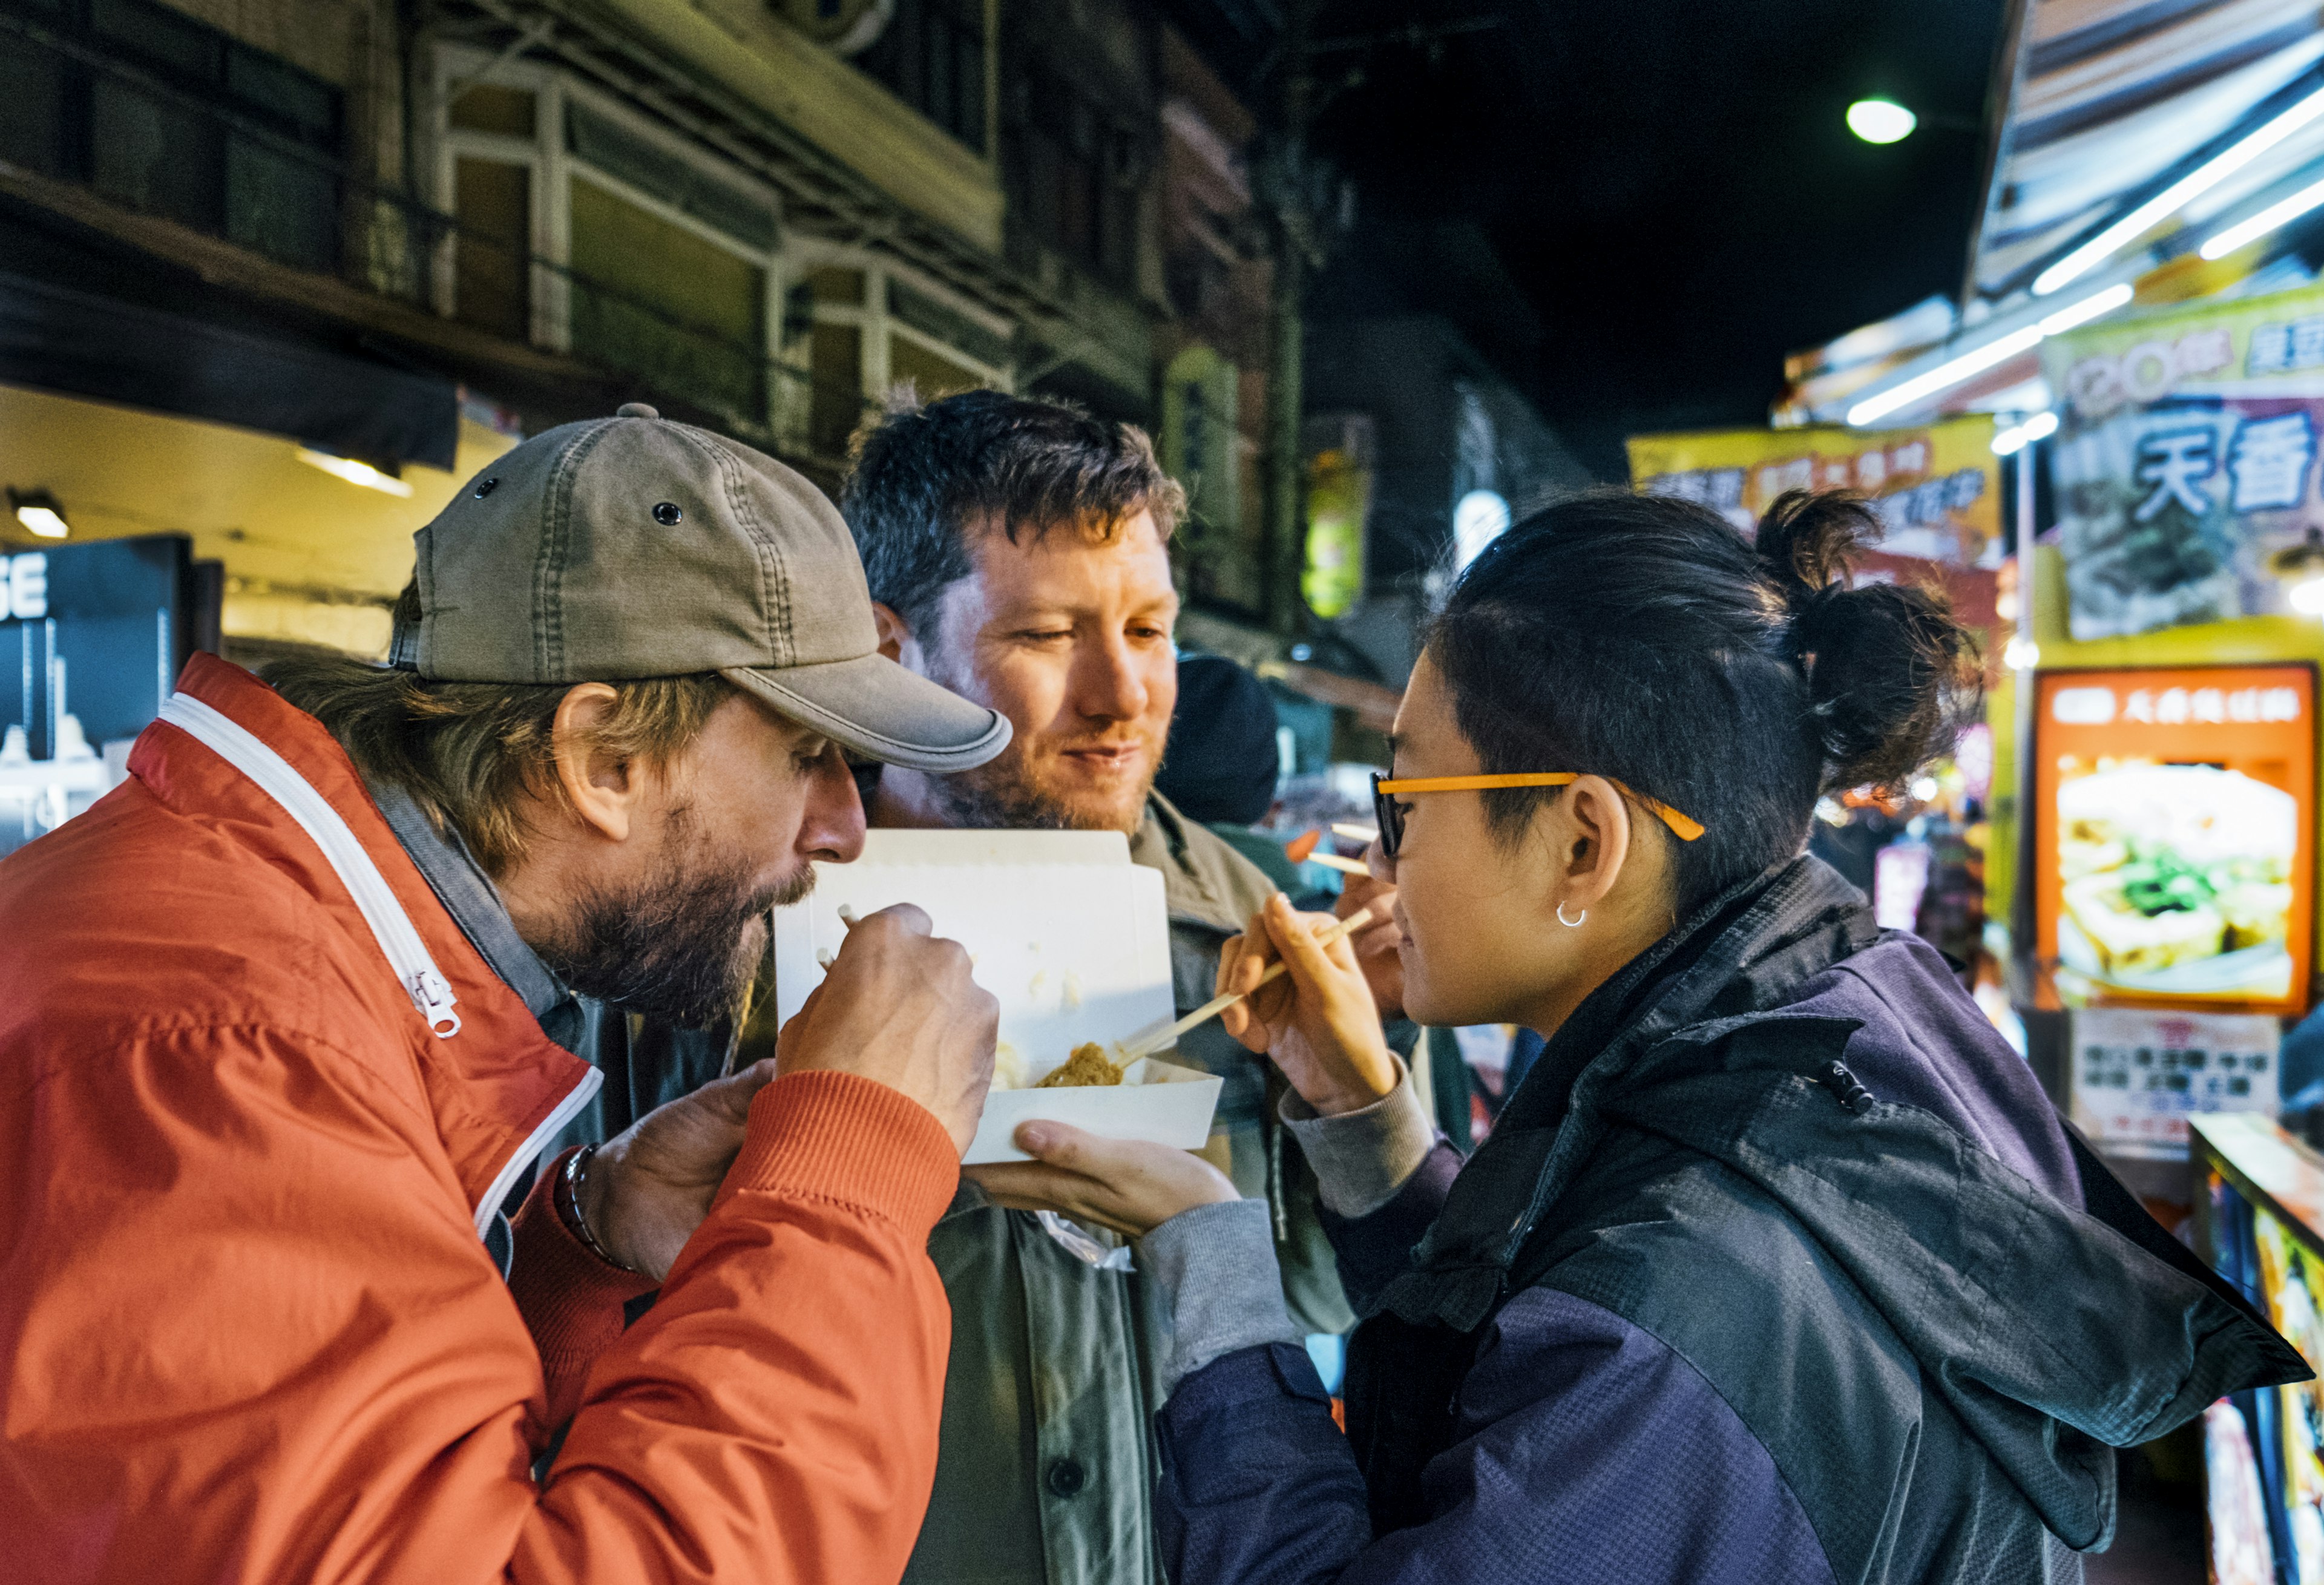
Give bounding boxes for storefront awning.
[1977,0,2324,300]
[0,271,459,471]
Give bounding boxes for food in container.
[1033,1043,1125,1089]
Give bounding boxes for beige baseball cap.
[395,404,1009,772]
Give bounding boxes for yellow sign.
[1302,444,1371,620]
[1626,416,2001,565]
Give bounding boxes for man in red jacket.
[0,404,1009,1583]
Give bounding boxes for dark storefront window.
[856,0,986,154]
[1017,69,1138,287]
[0,0,342,272]
[452,159,530,341]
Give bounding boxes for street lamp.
[1847,99,1917,145]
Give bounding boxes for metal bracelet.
[559,1143,639,1275]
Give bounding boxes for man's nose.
[799,752,867,862]
[1072,634,1149,723]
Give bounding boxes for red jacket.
[0,654,958,1583]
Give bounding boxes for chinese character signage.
[2070,1006,2280,1158]
[2034,665,2316,1014]
[1624,416,2000,565]
[2045,283,2324,637]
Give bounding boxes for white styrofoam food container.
[771,829,1222,1164]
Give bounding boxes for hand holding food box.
[772,829,1223,1163]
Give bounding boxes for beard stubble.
[534,805,815,1029]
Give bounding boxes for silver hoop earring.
[1557,901,1587,928]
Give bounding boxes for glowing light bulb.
[1847,99,1917,145]
[297,448,415,497]
[15,504,66,539]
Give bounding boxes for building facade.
[0,0,1242,660]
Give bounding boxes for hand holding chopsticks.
[1199,893,1404,1115]
[1117,902,1391,1071]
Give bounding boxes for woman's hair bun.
[1753,488,1879,606]
[1753,488,1983,795]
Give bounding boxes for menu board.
[2070,1006,2280,1158]
[2034,665,2316,1013]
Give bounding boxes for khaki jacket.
[900,794,1351,1585]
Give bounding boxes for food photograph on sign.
[2043,282,2324,640]
[2035,666,2316,1011]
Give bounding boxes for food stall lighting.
[1909,776,1940,802]
[2200,172,2324,260]
[1992,411,2059,456]
[1846,99,1916,145]
[2034,83,2324,296]
[2272,527,2324,615]
[2003,634,2041,671]
[2036,283,2135,336]
[7,487,67,539]
[1848,286,2128,427]
[1847,327,2044,426]
[296,448,415,498]
[1452,489,1510,569]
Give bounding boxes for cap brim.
[722,655,1011,773]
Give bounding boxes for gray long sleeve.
[1278,1058,1437,1218]
[1139,1197,1299,1394]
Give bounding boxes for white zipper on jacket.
[159,691,604,1239]
[160,691,467,1037]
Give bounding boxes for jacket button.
[1046,1458,1087,1498]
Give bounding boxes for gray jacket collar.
[364,778,588,1054]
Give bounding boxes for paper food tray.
[772,829,1223,1165]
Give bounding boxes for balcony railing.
[0,0,879,465]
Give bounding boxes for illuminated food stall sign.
[2034,665,2316,1014]
[1624,415,2000,565]
[2042,281,2324,638]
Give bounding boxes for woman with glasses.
[969,490,2300,1584]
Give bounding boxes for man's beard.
[535,815,815,1029]
[924,738,1155,833]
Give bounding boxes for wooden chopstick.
[1304,851,1370,876]
[1116,906,1380,1060]
[817,904,861,967]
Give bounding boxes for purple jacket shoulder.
[1158,1282,1837,1585]
[1791,930,2078,1204]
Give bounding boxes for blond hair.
[266,591,733,875]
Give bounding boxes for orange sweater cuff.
[721,1071,960,1235]
[509,1149,660,1371]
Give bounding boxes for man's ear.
[872,601,912,666]
[1557,775,1635,914]
[548,682,640,844]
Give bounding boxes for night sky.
[1285,0,2011,477]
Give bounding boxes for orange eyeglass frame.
[1371,772,1706,855]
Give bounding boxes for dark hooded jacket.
[1155,856,2308,1584]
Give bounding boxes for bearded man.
[0,405,1003,1584]
[835,390,1354,1585]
